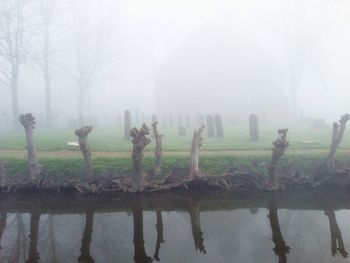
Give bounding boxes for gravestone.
[249,114,259,141]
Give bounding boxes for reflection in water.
[324,209,348,258]
[189,201,206,254]
[11,214,28,262]
[2,193,350,262]
[268,197,290,263]
[26,211,41,263]
[153,208,164,261]
[47,215,58,263]
[78,210,95,263]
[132,203,152,263]
[0,211,7,251]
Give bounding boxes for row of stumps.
[0,113,349,192]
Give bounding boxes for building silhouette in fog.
[154,26,290,124]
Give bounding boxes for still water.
[1,191,350,263]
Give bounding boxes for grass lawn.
[0,125,350,178]
[0,126,349,154]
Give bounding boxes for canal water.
[0,191,350,263]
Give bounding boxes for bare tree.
[33,0,60,128]
[0,0,30,130]
[66,0,108,126]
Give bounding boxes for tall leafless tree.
[0,0,30,130]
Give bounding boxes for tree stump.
[124,110,132,141]
[266,129,289,190]
[206,115,215,138]
[130,124,151,191]
[75,126,93,178]
[325,114,350,174]
[249,114,259,141]
[19,113,42,181]
[214,114,224,137]
[152,122,163,176]
[190,126,205,177]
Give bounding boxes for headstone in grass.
[179,126,186,136]
[196,114,206,127]
[151,114,158,137]
[135,110,140,127]
[206,115,215,138]
[116,113,122,126]
[249,114,259,141]
[162,114,168,127]
[214,114,224,137]
[185,115,191,128]
[169,114,174,127]
[124,110,132,140]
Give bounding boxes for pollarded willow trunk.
[266,129,289,190]
[19,113,42,181]
[152,122,163,176]
[75,126,93,178]
[78,210,95,263]
[130,124,151,191]
[325,114,350,174]
[190,126,205,177]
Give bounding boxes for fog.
[1,0,350,128]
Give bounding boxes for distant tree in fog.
[32,0,61,129]
[65,0,109,126]
[0,0,31,130]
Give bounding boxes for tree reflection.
[153,208,164,261]
[268,197,290,263]
[189,201,206,254]
[324,209,348,258]
[26,211,41,263]
[78,210,95,263]
[0,211,7,252]
[132,202,152,263]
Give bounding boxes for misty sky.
[0,0,350,126]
